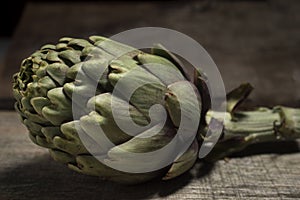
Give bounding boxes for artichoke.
[13,36,300,184]
[13,36,203,184]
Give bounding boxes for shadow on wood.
[0,155,214,200]
[231,141,300,158]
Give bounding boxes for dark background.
[0,0,299,109]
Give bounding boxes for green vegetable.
[12,36,300,184]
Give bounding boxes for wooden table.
[1,111,300,199]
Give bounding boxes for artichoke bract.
[13,36,203,184]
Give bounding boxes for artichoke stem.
[204,106,300,161]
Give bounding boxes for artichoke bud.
[12,36,204,184]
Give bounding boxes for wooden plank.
[0,111,300,199]
[1,1,300,109]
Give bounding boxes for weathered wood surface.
[0,111,300,199]
[1,0,300,109]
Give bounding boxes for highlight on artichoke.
[12,35,300,184]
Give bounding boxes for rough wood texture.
[1,112,300,199]
[1,0,300,109]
